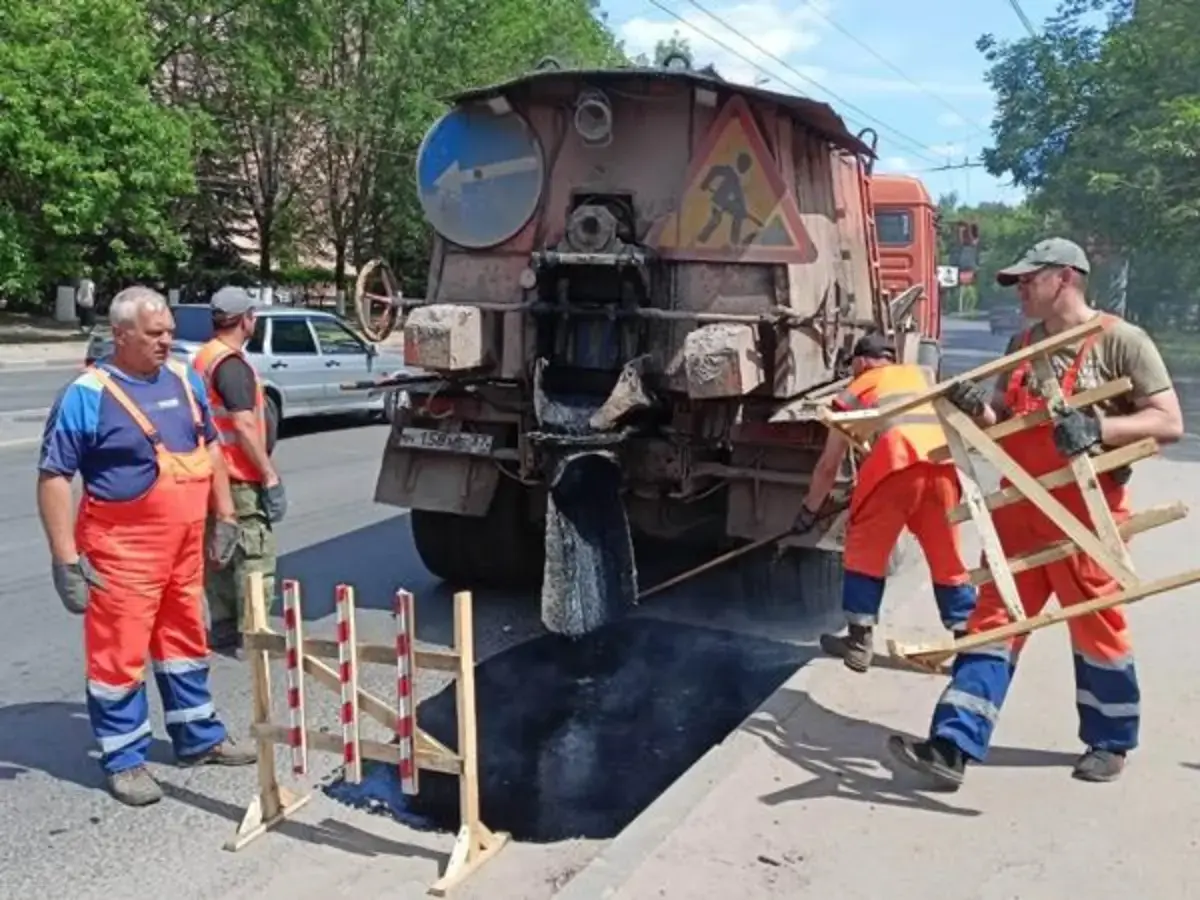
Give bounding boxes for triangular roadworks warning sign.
[650,95,817,264]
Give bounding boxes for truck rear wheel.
[410,478,544,589]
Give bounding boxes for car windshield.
[172,305,213,343]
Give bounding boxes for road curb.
[0,357,83,371]
[552,659,817,900]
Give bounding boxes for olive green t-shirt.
[993,317,1173,416]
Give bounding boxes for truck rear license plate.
[395,427,494,456]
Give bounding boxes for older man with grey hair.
[36,285,255,807]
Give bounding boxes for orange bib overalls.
[836,364,976,633]
[932,314,1140,760]
[80,362,228,774]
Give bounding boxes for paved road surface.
[0,365,80,415]
[3,319,1199,899]
[0,415,568,899]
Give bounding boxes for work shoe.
[819,624,874,672]
[886,735,966,790]
[1072,748,1126,783]
[178,738,258,768]
[107,766,164,807]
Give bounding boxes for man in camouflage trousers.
[193,288,287,651]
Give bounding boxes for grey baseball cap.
[211,286,258,320]
[996,237,1090,286]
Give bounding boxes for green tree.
[0,0,195,303]
[976,0,1200,325]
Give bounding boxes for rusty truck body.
[363,60,941,595]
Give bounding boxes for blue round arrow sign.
[416,105,545,249]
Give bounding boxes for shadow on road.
[275,513,520,649]
[160,781,448,865]
[744,688,1082,819]
[0,700,175,791]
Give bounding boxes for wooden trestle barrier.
[224,571,509,896]
[819,316,1200,674]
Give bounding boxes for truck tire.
[730,545,845,620]
[410,478,543,589]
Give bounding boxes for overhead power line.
[794,1,988,139]
[646,0,942,165]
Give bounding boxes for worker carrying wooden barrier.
[819,237,1198,790]
[225,571,508,896]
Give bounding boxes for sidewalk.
[557,454,1200,900]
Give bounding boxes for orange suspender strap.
[89,365,203,445]
[163,359,204,432]
[89,368,163,444]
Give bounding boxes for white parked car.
[85,304,408,444]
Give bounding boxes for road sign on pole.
[416,105,545,249]
[937,265,960,288]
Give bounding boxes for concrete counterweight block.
[403,304,490,371]
[682,323,765,399]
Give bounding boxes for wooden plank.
[894,566,1200,666]
[934,398,1025,622]
[946,438,1157,524]
[243,631,461,673]
[940,402,1139,589]
[244,572,283,821]
[968,502,1186,585]
[927,378,1133,464]
[1029,352,1134,569]
[825,317,1107,432]
[251,723,462,775]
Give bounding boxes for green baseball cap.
[996,237,1090,286]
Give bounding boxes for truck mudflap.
[374,424,500,516]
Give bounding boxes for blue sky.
[598,0,1064,206]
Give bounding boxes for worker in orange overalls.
[796,332,976,673]
[36,285,257,807]
[888,238,1183,787]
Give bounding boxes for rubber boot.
[819,624,874,673]
[107,766,164,807]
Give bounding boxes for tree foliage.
[0,0,625,307]
[976,0,1200,326]
[0,0,196,299]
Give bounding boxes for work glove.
[208,518,240,568]
[945,381,990,418]
[51,555,104,615]
[264,480,287,524]
[1052,406,1103,458]
[792,504,820,534]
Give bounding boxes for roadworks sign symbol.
[651,95,816,264]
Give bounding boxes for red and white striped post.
[335,583,362,783]
[281,579,307,775]
[394,589,418,795]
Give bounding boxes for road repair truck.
[354,57,942,625]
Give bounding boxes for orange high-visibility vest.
[192,339,267,484]
[834,363,948,499]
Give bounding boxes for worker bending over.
[796,332,976,672]
[888,238,1183,786]
[194,287,286,653]
[37,286,256,807]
